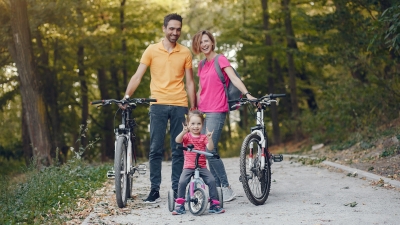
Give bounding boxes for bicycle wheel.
[126,174,133,199]
[216,187,223,208]
[115,136,128,208]
[188,188,209,216]
[240,133,271,206]
[168,189,175,212]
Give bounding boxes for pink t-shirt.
[197,54,231,112]
[182,133,208,169]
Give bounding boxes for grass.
[0,157,110,224]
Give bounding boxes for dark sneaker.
[143,189,160,203]
[209,204,225,214]
[172,204,186,215]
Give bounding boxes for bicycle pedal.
[272,154,283,162]
[136,164,147,175]
[107,170,115,178]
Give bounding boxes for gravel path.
[81,157,400,225]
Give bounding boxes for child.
[172,110,225,215]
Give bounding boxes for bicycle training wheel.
[239,133,271,206]
[168,189,175,212]
[115,136,128,208]
[188,188,209,216]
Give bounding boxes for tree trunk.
[34,27,65,162]
[120,0,128,85]
[261,0,281,145]
[282,0,301,141]
[8,0,52,167]
[22,105,33,165]
[97,68,114,161]
[77,45,88,149]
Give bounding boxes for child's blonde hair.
[186,110,205,124]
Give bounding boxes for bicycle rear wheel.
[239,133,271,206]
[115,136,128,208]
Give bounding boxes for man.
[121,13,196,203]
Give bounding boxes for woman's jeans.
[201,112,230,187]
[149,105,187,191]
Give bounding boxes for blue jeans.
[149,105,187,191]
[201,112,230,187]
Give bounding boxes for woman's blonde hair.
[191,30,216,55]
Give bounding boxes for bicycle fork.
[107,133,147,178]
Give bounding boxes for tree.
[8,0,52,167]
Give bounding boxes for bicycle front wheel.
[115,136,128,208]
[239,133,271,206]
[188,188,209,216]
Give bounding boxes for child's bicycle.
[229,93,286,206]
[91,97,156,208]
[167,144,223,216]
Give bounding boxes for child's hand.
[206,127,214,140]
[182,122,189,133]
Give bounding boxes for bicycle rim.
[240,133,271,205]
[188,188,208,216]
[115,136,128,208]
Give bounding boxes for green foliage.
[380,145,400,158]
[0,159,110,224]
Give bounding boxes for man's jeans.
[201,112,230,187]
[149,105,187,191]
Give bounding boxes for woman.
[191,30,257,202]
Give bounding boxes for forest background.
[0,0,399,174]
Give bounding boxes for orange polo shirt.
[140,41,192,107]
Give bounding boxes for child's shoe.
[209,203,225,214]
[172,204,186,215]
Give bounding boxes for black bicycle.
[91,97,156,208]
[229,93,286,205]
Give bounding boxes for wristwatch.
[124,95,129,99]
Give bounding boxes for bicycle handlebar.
[177,145,220,159]
[91,98,157,106]
[228,93,286,103]
[228,93,285,109]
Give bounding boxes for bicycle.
[229,93,286,206]
[167,144,223,216]
[91,97,156,208]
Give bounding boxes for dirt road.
[81,157,400,225]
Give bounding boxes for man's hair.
[164,13,182,28]
[164,13,183,27]
[191,30,216,55]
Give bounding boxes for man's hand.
[118,98,129,110]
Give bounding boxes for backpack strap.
[199,58,207,72]
[213,54,230,111]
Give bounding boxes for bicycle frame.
[188,149,213,197]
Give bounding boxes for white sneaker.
[222,186,236,202]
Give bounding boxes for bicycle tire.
[115,136,128,208]
[188,187,209,216]
[216,187,223,208]
[168,189,175,212]
[240,133,271,206]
